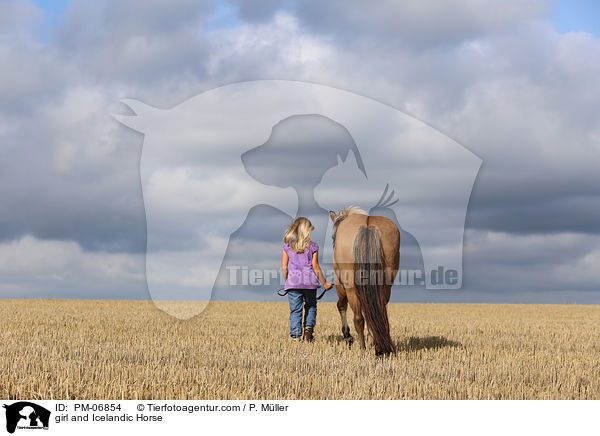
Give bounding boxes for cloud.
[293,0,548,49]
[0,0,43,37]
[462,230,600,297]
[1,0,599,302]
[229,0,282,24]
[0,82,147,253]
[0,234,147,299]
[205,11,334,81]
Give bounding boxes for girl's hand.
[324,282,334,291]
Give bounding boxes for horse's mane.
[333,205,367,228]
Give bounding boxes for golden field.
[0,299,599,400]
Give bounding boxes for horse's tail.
[352,224,394,355]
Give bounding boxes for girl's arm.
[312,252,333,290]
[281,249,289,280]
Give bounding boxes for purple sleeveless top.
[283,241,320,290]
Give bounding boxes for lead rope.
[277,287,329,300]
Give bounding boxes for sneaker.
[303,326,314,342]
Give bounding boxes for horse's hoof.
[375,348,393,357]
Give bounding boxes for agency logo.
[114,80,481,318]
[2,402,50,433]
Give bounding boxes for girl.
[281,217,333,341]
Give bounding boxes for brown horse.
[329,206,400,355]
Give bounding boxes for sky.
[1,0,600,304]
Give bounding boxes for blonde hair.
[283,217,314,253]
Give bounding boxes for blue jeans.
[287,289,317,338]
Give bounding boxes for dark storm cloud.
[467,193,600,235]
[461,229,600,299]
[435,26,600,238]
[0,89,147,253]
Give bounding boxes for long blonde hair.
[283,217,314,253]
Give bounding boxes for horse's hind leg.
[347,288,366,349]
[336,287,352,344]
